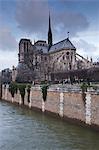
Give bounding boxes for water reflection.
[0,101,99,150]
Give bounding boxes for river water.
[0,100,99,150]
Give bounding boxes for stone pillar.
[29,89,32,108]
[59,92,64,117]
[85,92,91,125]
[42,99,45,112]
[19,93,22,105]
[2,85,5,100]
[25,88,28,106]
[5,84,9,100]
[12,97,14,103]
[0,84,2,99]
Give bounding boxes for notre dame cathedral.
[12,15,93,83]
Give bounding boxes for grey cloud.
[15,0,89,41]
[73,39,98,60]
[16,0,49,35]
[74,39,97,52]
[60,0,98,2]
[0,27,17,51]
[53,11,89,41]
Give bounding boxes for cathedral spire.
[48,12,52,51]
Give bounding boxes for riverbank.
[1,84,99,131]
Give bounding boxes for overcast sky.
[0,0,99,71]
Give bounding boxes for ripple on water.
[0,101,99,150]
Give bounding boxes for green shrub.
[9,82,17,98]
[18,84,26,104]
[81,82,88,92]
[27,85,31,103]
[41,84,49,102]
[81,82,88,104]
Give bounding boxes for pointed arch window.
[66,52,69,59]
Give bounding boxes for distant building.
[1,68,12,84]
[93,62,99,68]
[12,66,17,82]
[14,14,93,82]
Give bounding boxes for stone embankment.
[1,84,99,130]
[0,86,1,99]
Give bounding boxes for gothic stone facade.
[15,38,92,82]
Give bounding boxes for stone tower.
[18,39,32,63]
[48,13,52,51]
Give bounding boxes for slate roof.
[35,45,48,53]
[49,38,76,52]
[33,38,76,54]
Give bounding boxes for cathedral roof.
[49,38,76,52]
[35,40,47,44]
[32,38,76,54]
[34,40,48,53]
[35,45,48,53]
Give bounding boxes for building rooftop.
[35,45,48,53]
[35,40,47,44]
[49,38,76,52]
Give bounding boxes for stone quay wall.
[0,86,1,99]
[1,84,99,130]
[0,82,2,99]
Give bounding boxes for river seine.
[0,100,99,150]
